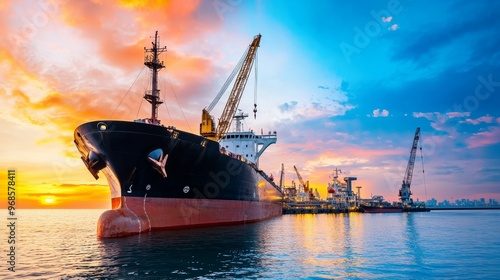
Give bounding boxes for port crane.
[279,163,285,190]
[399,127,421,206]
[293,165,308,193]
[200,34,261,141]
[293,165,318,200]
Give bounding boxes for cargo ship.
[74,32,283,238]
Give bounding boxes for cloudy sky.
[0,0,499,208]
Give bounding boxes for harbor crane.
[279,163,285,190]
[200,34,261,141]
[399,127,421,206]
[293,165,318,200]
[293,165,309,193]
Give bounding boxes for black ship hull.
[74,121,283,237]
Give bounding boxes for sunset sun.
[42,196,56,205]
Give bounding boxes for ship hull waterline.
[74,120,283,238]
[361,205,430,213]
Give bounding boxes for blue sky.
[219,0,500,201]
[0,0,498,207]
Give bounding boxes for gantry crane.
[399,127,421,206]
[200,34,261,141]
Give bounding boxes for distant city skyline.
[426,197,499,207]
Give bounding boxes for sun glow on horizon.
[42,196,56,205]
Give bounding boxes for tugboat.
[74,32,283,238]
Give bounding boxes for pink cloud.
[413,111,474,138]
[372,108,389,117]
[463,115,495,125]
[388,24,399,31]
[446,111,471,118]
[466,126,500,148]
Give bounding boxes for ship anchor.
[148,152,168,178]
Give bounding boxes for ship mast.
[143,31,167,125]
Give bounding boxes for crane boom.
[200,34,261,141]
[293,165,308,192]
[216,34,261,140]
[279,163,285,189]
[399,127,420,205]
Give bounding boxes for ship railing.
[218,147,283,194]
[257,134,277,139]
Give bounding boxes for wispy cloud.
[462,115,495,125]
[279,101,298,112]
[275,81,354,122]
[413,111,472,137]
[466,126,500,148]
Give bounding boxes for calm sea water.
[2,209,499,279]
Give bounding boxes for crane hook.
[253,103,257,119]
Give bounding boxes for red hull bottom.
[97,197,282,238]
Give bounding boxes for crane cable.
[419,134,427,201]
[206,47,248,113]
[253,49,258,119]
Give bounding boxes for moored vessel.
[360,196,403,213]
[74,32,283,238]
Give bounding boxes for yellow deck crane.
[200,34,261,141]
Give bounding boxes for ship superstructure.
[326,168,359,211]
[219,110,277,166]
